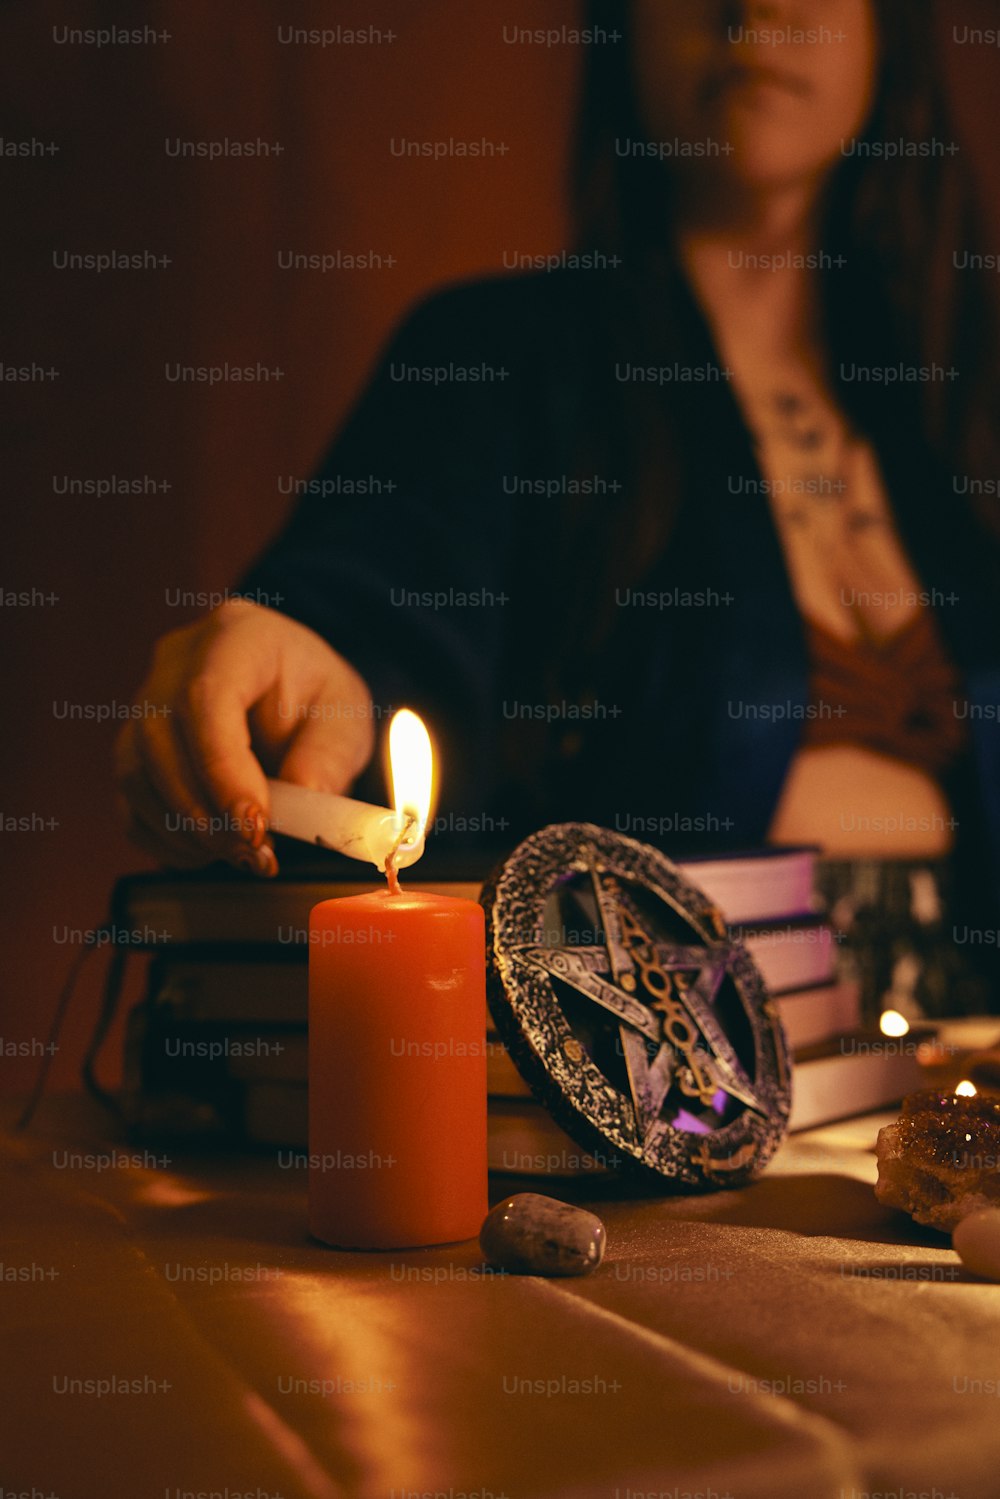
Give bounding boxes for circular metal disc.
[481,823,792,1189]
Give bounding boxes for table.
[2,1094,997,1499]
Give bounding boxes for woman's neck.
[675,182,827,367]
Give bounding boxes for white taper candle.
[266,779,425,870]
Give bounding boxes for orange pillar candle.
[307,710,487,1249]
[308,888,487,1248]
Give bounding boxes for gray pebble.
[479,1192,606,1277]
[953,1208,1000,1281]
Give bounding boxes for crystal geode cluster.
[875,1090,1000,1231]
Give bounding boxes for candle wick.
[384,812,418,896]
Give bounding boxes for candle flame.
[879,1009,910,1038]
[956,1079,977,1097]
[388,709,434,846]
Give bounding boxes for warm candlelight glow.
[879,1009,910,1038]
[389,709,434,848]
[955,1079,978,1097]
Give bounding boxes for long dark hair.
[536,0,999,677]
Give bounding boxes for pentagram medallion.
[480,824,792,1189]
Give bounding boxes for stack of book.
[114,844,926,1173]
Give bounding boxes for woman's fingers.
[130,706,235,857]
[176,671,273,825]
[112,730,217,868]
[115,722,272,872]
[115,792,212,871]
[277,711,372,797]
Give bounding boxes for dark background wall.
[2,0,998,1095]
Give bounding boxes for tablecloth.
[2,1095,996,1499]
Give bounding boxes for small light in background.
[879,1009,910,1038]
[955,1079,978,1097]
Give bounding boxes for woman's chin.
[711,139,840,196]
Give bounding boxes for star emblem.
[510,844,767,1148]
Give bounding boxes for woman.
[116,0,1000,1013]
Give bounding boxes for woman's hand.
[114,600,375,873]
